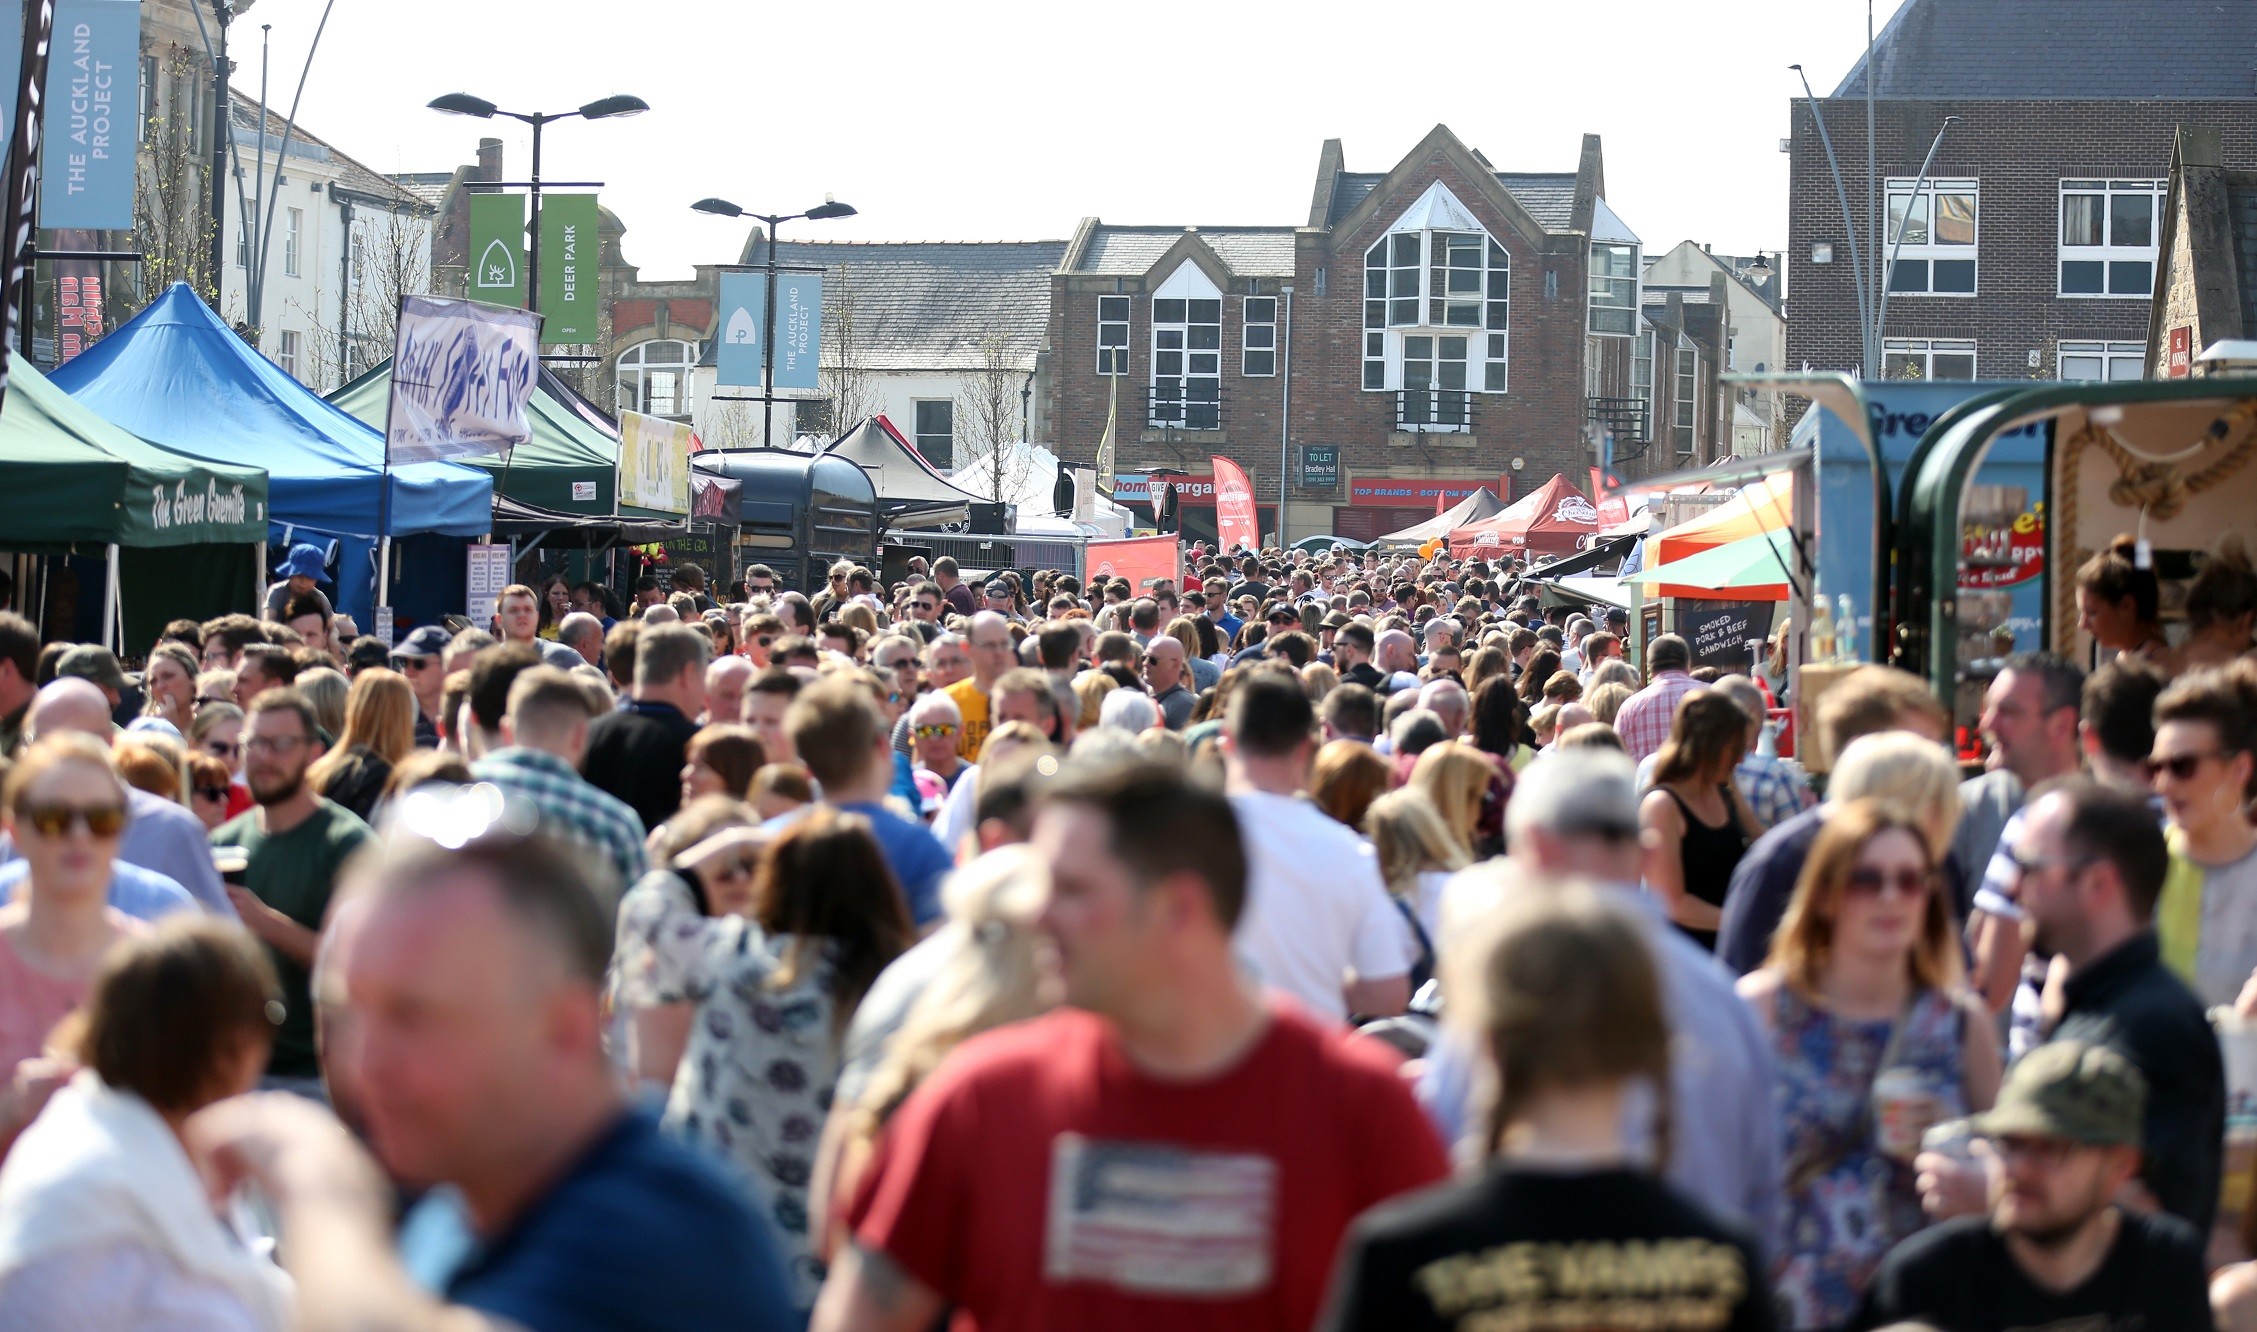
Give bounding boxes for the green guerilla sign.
[538,194,600,343]
[468,193,526,308]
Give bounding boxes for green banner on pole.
[467,193,525,309]
[538,193,599,344]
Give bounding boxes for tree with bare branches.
[117,42,214,325]
[811,262,876,440]
[288,206,433,391]
[956,332,1033,505]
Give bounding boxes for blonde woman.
[1586,681,1634,726]
[1410,740,1504,860]
[1738,799,1999,1330]
[1070,670,1119,731]
[294,666,349,740]
[810,846,1055,1262]
[306,668,416,823]
[1165,615,1220,692]
[1301,661,1339,702]
[137,643,201,733]
[1364,788,1470,985]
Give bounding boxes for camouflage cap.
[1974,1040,2146,1148]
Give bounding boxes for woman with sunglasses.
[614,809,912,1308]
[2150,669,2257,1005]
[1738,798,2000,1330]
[137,643,200,734]
[185,753,236,832]
[188,702,252,821]
[0,735,143,1073]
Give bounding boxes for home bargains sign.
[1347,477,1509,507]
[1117,472,1217,506]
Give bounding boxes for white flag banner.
[384,295,543,465]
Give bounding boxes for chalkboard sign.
[1675,600,1777,673]
[656,530,725,593]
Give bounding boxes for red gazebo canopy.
[1447,473,1599,560]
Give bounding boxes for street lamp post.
[429,92,648,313]
[692,197,857,449]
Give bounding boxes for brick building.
[2148,126,2257,377]
[1046,124,1668,545]
[1784,0,2257,387]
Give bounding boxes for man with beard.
[211,688,372,1092]
[1854,1041,2208,1332]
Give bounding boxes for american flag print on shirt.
[1043,1133,1279,1297]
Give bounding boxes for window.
[236,221,248,269]
[1885,178,1978,295]
[139,55,155,144]
[1673,344,1699,457]
[1882,337,1977,381]
[1589,242,1639,335]
[2059,339,2146,381]
[2059,180,2161,297]
[914,400,955,469]
[1242,296,1277,376]
[283,208,303,277]
[276,330,299,379]
[1096,295,1130,375]
[1363,227,1509,393]
[615,339,697,418]
[1632,328,1656,436]
[1150,265,1221,430]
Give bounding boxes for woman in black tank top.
[1638,689,1764,951]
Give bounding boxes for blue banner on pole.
[715,269,761,388]
[38,0,135,230]
[774,271,822,391]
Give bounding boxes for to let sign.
[1298,445,1339,490]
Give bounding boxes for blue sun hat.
[274,543,330,583]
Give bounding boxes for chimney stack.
[476,137,503,181]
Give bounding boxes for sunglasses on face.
[1845,866,1934,899]
[2148,750,2221,783]
[204,740,239,760]
[754,636,775,648]
[914,723,958,739]
[193,785,231,802]
[705,854,762,883]
[16,803,127,838]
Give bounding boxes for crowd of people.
[0,533,2250,1330]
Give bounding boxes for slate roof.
[727,239,1067,372]
[1326,170,1579,231]
[1071,226,1296,277]
[1833,0,2257,99]
[388,173,453,210]
[228,94,430,213]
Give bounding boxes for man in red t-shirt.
[814,762,1449,1332]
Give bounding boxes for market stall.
[50,284,493,628]
[1445,474,1598,560]
[1373,487,1507,548]
[0,357,270,651]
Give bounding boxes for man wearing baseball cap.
[390,625,452,748]
[54,644,132,711]
[265,542,334,622]
[1852,1041,2208,1332]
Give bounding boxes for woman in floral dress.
[613,808,913,1307]
[1738,799,2000,1329]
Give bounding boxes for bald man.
[18,678,232,915]
[1374,629,1419,690]
[1140,636,1196,731]
[704,655,752,725]
[1418,678,1469,739]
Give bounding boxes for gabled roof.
[1327,170,1579,231]
[1067,226,1296,278]
[1832,0,2257,99]
[228,93,432,213]
[729,239,1067,373]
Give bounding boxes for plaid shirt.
[472,747,649,895]
[1735,753,1815,830]
[1612,671,1699,761]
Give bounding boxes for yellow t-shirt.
[944,678,990,763]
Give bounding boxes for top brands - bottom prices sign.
[1346,477,1509,507]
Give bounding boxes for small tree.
[294,206,433,390]
[815,262,877,439]
[956,332,1032,504]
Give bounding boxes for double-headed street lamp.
[692,196,857,449]
[430,92,648,314]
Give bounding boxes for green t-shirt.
[213,800,372,1078]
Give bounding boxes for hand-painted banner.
[37,0,133,229]
[467,193,526,309]
[619,408,693,515]
[1212,455,1259,554]
[385,295,541,464]
[537,193,598,343]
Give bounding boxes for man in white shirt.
[1223,670,1411,1023]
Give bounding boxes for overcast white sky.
[246,0,1909,279]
